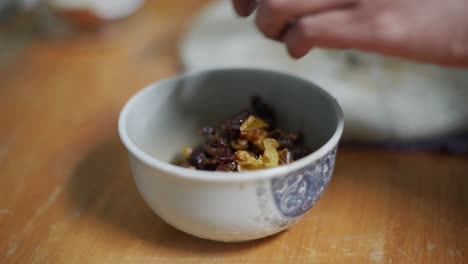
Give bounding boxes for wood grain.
[0,1,467,263]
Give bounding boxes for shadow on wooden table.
[67,136,280,254]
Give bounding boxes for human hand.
[232,0,468,67]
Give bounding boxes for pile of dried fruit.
[175,96,311,172]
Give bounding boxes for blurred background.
[0,0,210,150]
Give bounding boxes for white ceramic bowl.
[118,68,344,242]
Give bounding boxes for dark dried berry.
[203,145,232,158]
[209,137,228,148]
[286,132,302,143]
[204,158,220,170]
[291,146,312,160]
[215,153,235,163]
[190,148,207,169]
[269,129,303,149]
[221,127,239,141]
[220,110,251,140]
[200,127,216,137]
[203,145,216,157]
[278,139,293,149]
[216,162,237,172]
[268,129,285,139]
[219,121,237,139]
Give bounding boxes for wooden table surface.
[0,1,467,263]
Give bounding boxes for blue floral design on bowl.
[271,147,337,218]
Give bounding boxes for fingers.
[255,0,356,40]
[232,0,257,17]
[232,0,369,59]
[283,11,368,58]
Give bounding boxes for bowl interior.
[122,69,341,164]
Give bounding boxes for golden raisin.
[261,138,280,168]
[235,150,264,171]
[240,115,268,132]
[230,139,249,150]
[182,147,193,159]
[241,128,268,149]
